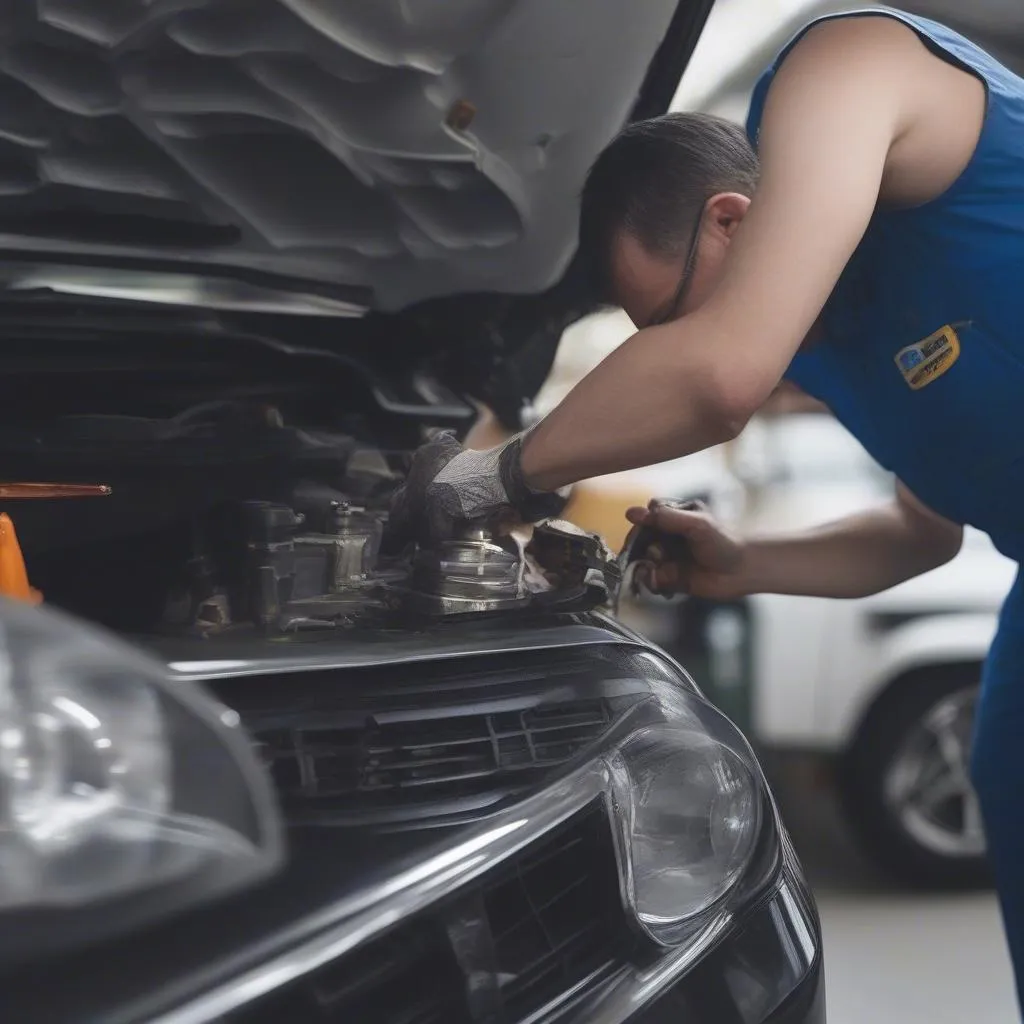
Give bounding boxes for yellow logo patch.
[894,324,962,391]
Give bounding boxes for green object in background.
[670,598,754,733]
[622,593,755,733]
[704,601,754,732]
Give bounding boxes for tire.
[837,664,992,890]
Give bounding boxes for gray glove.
[386,431,567,548]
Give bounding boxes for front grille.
[364,702,612,787]
[226,805,629,1024]
[210,647,648,824]
[258,698,610,800]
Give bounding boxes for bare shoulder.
[789,12,967,66]
[774,14,986,206]
[760,18,918,141]
[777,15,933,77]
[773,14,957,110]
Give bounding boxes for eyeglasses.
[648,204,706,328]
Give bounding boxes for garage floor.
[768,757,1018,1024]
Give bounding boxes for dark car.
[0,2,823,1021]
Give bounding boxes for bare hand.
[625,500,747,600]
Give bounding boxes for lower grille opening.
[226,804,629,1023]
[226,920,469,1024]
[485,803,628,1017]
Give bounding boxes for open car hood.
[0,1,711,313]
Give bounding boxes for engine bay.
[6,400,621,641]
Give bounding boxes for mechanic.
[387,8,1024,1004]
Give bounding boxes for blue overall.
[746,6,1024,1005]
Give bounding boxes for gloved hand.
[386,431,567,548]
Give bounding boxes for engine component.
[322,502,383,588]
[526,520,621,612]
[241,500,395,633]
[400,519,621,619]
[404,525,529,616]
[160,500,626,637]
[83,429,623,636]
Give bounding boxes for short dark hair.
[578,112,759,302]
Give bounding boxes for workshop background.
[540,2,1024,1022]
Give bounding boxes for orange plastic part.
[0,514,41,604]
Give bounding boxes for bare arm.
[636,482,963,600]
[519,18,935,492]
[739,483,964,598]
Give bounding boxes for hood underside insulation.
[0,0,686,310]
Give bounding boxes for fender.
[824,612,998,748]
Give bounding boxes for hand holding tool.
[616,498,702,608]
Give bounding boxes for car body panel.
[152,614,658,679]
[1,609,823,1024]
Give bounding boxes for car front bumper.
[5,625,824,1024]
[3,790,823,1024]
[542,868,823,1024]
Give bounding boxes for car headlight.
[0,598,282,928]
[606,684,769,946]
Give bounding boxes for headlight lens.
[608,700,763,945]
[0,597,283,919]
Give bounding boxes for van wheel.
[837,665,991,890]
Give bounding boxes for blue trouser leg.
[972,572,1024,1015]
